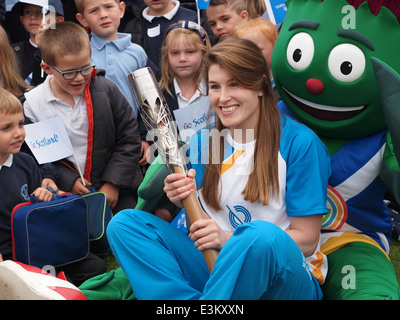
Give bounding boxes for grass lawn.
[389,239,400,282]
[103,252,119,272]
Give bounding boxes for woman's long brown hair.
[201,38,281,211]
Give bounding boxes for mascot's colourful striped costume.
[271,0,400,299]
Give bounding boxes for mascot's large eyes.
[286,32,315,70]
[328,44,366,82]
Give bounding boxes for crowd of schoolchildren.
[0,0,331,300]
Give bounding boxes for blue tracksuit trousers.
[107,209,322,300]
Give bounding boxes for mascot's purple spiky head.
[336,0,400,23]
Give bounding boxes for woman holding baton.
[108,38,330,300]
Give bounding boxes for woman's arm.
[286,214,323,257]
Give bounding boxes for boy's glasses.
[50,64,95,80]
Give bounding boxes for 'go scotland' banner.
[24,117,74,164]
[263,0,287,25]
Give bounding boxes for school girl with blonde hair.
[160,20,211,111]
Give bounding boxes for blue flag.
[196,0,210,10]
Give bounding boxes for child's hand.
[41,178,59,194]
[99,182,119,209]
[32,187,53,202]
[163,169,197,208]
[139,141,150,166]
[71,178,92,195]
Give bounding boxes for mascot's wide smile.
[283,87,367,121]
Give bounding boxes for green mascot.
[271,0,400,299]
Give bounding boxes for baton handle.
[173,166,219,272]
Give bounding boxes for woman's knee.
[234,220,290,247]
[107,209,147,241]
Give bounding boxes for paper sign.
[263,0,287,25]
[24,117,74,164]
[173,98,215,143]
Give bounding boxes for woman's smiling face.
[208,63,260,134]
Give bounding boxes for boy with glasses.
[23,21,143,215]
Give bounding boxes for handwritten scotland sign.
[24,117,74,164]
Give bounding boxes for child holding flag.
[0,88,105,286]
